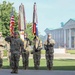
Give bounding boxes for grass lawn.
[67,50,75,54]
[3,59,75,70]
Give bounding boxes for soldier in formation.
[0,32,7,68]
[21,33,31,69]
[0,51,2,68]
[44,34,55,70]
[33,36,42,70]
[5,32,24,74]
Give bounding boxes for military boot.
[11,69,15,73]
[49,67,52,70]
[35,65,39,70]
[0,58,2,69]
[14,69,18,74]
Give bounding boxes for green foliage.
[25,23,34,41]
[0,1,18,37]
[0,1,34,40]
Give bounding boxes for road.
[0,69,75,75]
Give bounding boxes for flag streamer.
[18,3,26,41]
[32,2,38,36]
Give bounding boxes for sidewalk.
[3,53,75,59]
[29,53,75,59]
[0,69,75,75]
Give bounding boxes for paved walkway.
[29,53,75,59]
[54,53,75,59]
[0,69,75,75]
[3,53,75,59]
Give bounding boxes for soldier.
[21,33,31,69]
[5,32,24,74]
[0,32,6,68]
[44,34,55,70]
[33,36,42,70]
[0,51,2,68]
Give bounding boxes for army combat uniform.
[0,51,2,68]
[22,38,31,69]
[33,36,42,70]
[44,38,55,70]
[0,33,7,68]
[5,36,24,73]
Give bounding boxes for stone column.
[69,29,71,49]
[64,29,66,48]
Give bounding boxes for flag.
[10,8,15,36]
[18,3,26,41]
[32,2,38,36]
[18,3,26,31]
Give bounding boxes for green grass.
[3,50,8,56]
[41,50,45,54]
[2,59,75,70]
[67,50,75,54]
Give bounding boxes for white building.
[44,19,75,49]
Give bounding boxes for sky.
[0,0,75,35]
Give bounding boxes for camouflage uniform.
[5,33,24,73]
[22,38,31,69]
[0,32,6,68]
[0,51,2,68]
[44,34,55,70]
[33,36,42,70]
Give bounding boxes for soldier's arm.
[29,39,32,45]
[5,36,11,42]
[0,38,7,47]
[50,39,55,46]
[44,41,47,50]
[20,40,24,52]
[27,38,32,45]
[38,40,42,50]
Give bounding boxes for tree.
[0,1,34,40]
[25,23,34,41]
[0,1,18,37]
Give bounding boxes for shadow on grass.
[2,66,75,70]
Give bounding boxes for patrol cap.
[14,32,19,35]
[48,33,51,36]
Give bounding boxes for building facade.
[44,19,75,49]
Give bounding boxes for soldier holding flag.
[21,33,31,69]
[0,32,7,68]
[32,3,42,69]
[18,3,30,70]
[33,35,42,69]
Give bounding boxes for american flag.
[10,8,15,36]
[32,2,38,36]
